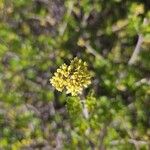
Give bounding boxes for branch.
[98,121,111,150]
[59,1,74,36]
[128,34,143,65]
[80,94,90,136]
[81,99,89,119]
[85,42,104,61]
[25,104,41,117]
[128,18,147,65]
[110,139,150,146]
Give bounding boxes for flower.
[50,57,92,96]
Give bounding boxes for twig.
[98,121,110,150]
[79,94,90,137]
[59,1,74,36]
[110,139,150,145]
[81,99,89,119]
[128,34,143,65]
[85,42,104,61]
[120,118,141,150]
[112,20,128,32]
[135,78,150,86]
[80,94,89,119]
[25,104,41,117]
[128,18,147,65]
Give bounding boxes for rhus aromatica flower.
[50,57,92,96]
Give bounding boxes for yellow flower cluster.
[50,57,92,96]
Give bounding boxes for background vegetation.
[0,0,150,149]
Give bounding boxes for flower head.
[50,57,92,96]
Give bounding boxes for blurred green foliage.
[0,0,150,149]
